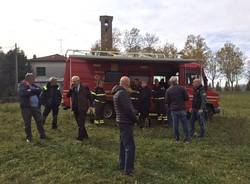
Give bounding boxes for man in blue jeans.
[190,79,207,138]
[19,73,46,142]
[112,76,137,176]
[165,76,190,143]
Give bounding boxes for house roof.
[30,54,66,62]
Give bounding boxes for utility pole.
[15,43,18,91]
[57,39,63,54]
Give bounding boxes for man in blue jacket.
[19,73,46,142]
[165,76,190,143]
[112,76,137,176]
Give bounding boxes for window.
[36,67,46,76]
[105,71,123,83]
[186,70,200,85]
[153,76,166,84]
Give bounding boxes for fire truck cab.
[62,50,220,119]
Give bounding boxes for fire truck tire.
[104,103,114,119]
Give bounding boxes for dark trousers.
[21,107,46,140]
[139,108,150,128]
[95,102,104,120]
[155,100,166,117]
[74,111,88,139]
[42,106,59,128]
[119,125,135,173]
[171,110,189,141]
[132,100,139,114]
[190,109,205,137]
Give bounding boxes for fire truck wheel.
[104,103,114,119]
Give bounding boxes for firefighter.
[152,79,167,122]
[130,78,141,114]
[40,77,62,129]
[92,80,106,125]
[139,80,151,128]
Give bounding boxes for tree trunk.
[211,79,215,88]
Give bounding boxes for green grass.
[0,92,250,184]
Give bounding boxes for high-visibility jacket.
[152,85,165,101]
[130,85,141,102]
[92,87,106,103]
[40,83,62,107]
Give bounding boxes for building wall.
[30,61,65,82]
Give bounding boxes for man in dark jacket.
[40,77,62,129]
[190,79,207,138]
[92,80,106,125]
[112,76,137,176]
[67,76,93,141]
[19,73,46,142]
[139,80,151,128]
[165,76,190,143]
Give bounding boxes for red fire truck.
[62,50,220,119]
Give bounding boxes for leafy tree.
[157,42,178,58]
[180,34,210,66]
[123,28,143,52]
[0,48,29,98]
[217,42,245,91]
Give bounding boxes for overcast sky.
[1,0,250,59]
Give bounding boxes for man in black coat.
[19,73,46,142]
[40,77,62,129]
[112,76,137,176]
[67,76,93,141]
[139,80,151,128]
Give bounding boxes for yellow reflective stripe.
[91,91,96,95]
[96,94,106,96]
[94,99,105,104]
[130,97,139,100]
[149,113,158,116]
[43,86,47,90]
[153,97,164,100]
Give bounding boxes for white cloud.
[0,0,250,59]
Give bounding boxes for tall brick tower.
[100,15,113,51]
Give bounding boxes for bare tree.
[180,34,210,66]
[112,28,122,51]
[216,42,245,90]
[91,40,101,51]
[205,51,221,88]
[143,32,159,52]
[123,28,143,52]
[157,42,178,58]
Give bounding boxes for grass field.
[0,92,250,184]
